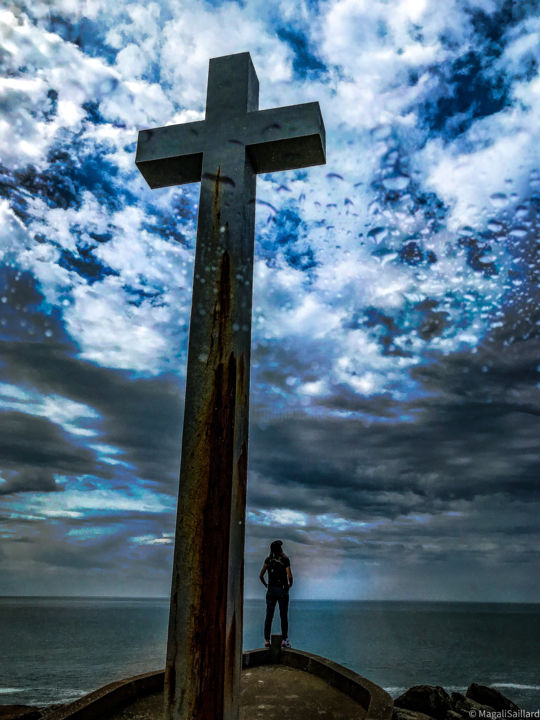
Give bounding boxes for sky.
[0,0,538,602]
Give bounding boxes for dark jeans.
[264,585,289,641]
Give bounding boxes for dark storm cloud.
[248,324,540,522]
[1,468,62,496]
[0,504,175,598]
[0,410,102,494]
[33,535,122,570]
[0,339,185,494]
[1,504,174,566]
[0,270,184,495]
[1,0,538,600]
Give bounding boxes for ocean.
[0,597,538,711]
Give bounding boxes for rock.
[445,712,462,720]
[466,684,520,712]
[395,686,452,720]
[0,707,42,720]
[393,707,437,720]
[451,691,494,717]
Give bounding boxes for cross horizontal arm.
[135,120,206,189]
[245,101,326,174]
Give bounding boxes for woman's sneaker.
[281,639,290,648]
[264,640,270,648]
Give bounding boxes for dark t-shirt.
[265,553,290,590]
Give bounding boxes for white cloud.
[2,0,538,396]
[10,485,172,518]
[0,10,121,166]
[131,533,173,545]
[65,277,170,373]
[421,117,537,230]
[248,508,308,527]
[0,383,100,437]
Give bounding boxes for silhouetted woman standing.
[259,540,293,648]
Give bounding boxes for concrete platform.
[107,665,367,720]
[42,637,393,720]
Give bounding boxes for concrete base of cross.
[270,634,282,663]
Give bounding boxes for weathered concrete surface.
[32,638,394,720]
[106,666,367,720]
[241,665,366,720]
[36,642,391,720]
[42,671,163,720]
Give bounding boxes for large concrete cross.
[135,52,325,720]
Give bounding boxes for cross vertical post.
[135,52,325,720]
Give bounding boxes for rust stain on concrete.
[187,227,239,717]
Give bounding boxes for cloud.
[0,0,538,599]
[0,338,185,495]
[0,409,102,489]
[0,469,62,496]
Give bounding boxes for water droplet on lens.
[382,174,410,191]
[367,226,388,243]
[489,192,507,207]
[509,228,528,238]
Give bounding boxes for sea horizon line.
[1,595,539,605]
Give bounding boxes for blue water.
[0,597,538,710]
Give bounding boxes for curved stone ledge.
[42,643,393,720]
[242,634,392,719]
[42,671,164,720]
